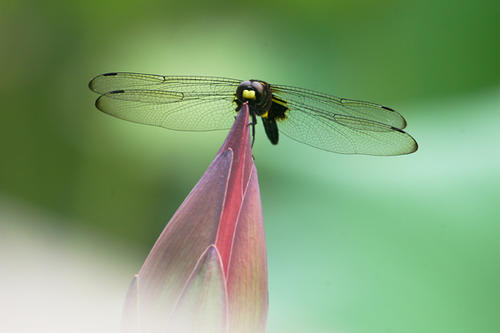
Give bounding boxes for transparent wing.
[89,72,242,95]
[275,99,418,156]
[271,84,407,129]
[89,73,241,131]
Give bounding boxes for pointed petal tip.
[218,102,251,154]
[168,244,228,332]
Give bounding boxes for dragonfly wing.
[94,89,238,131]
[89,72,241,94]
[271,84,407,129]
[89,73,241,131]
[276,100,418,155]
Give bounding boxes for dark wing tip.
[89,73,119,93]
[390,126,405,133]
[382,105,408,129]
[390,126,418,154]
[94,89,126,112]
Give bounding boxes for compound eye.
[251,81,265,96]
[237,80,256,101]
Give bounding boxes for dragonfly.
[88,72,418,156]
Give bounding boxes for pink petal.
[167,245,228,333]
[124,104,268,333]
[227,165,268,332]
[215,104,254,273]
[136,149,232,327]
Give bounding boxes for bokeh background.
[1,0,499,332]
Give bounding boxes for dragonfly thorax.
[236,80,272,116]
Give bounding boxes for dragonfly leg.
[250,112,257,147]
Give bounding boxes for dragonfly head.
[236,80,272,115]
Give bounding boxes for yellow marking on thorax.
[272,97,287,106]
[261,111,269,118]
[242,89,256,100]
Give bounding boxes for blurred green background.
[1,0,500,332]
